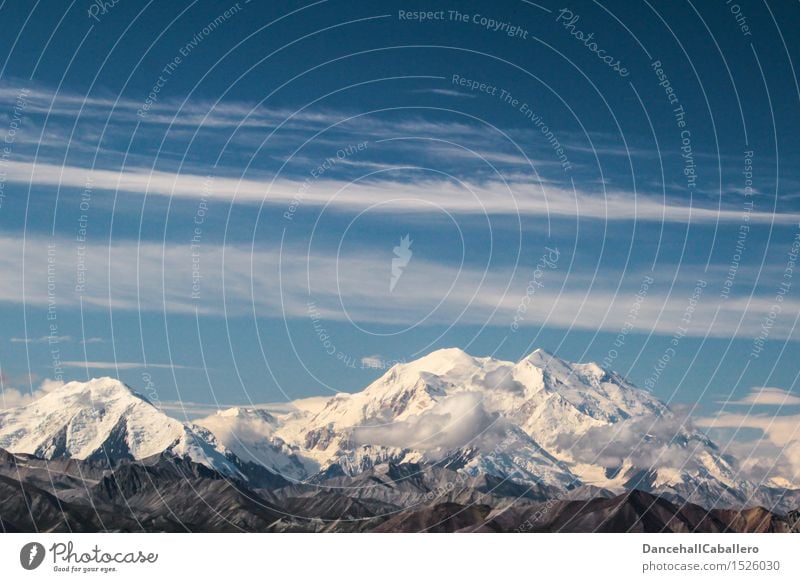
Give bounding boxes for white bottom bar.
[1,533,798,580]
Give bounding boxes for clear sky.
[0,0,799,422]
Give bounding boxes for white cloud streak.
[0,379,65,409]
[698,412,800,447]
[697,412,800,484]
[61,361,191,370]
[10,335,72,344]
[719,387,800,407]
[1,234,798,339]
[3,160,798,223]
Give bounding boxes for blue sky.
[0,0,799,424]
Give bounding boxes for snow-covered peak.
[393,347,478,376]
[256,347,677,484]
[195,406,316,481]
[0,377,243,480]
[200,407,279,437]
[214,406,277,424]
[521,347,556,365]
[0,377,178,459]
[518,348,578,381]
[40,376,144,405]
[296,347,669,439]
[5,348,786,504]
[513,349,668,425]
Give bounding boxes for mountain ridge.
[2,448,798,532]
[0,348,796,512]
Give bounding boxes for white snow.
[1,349,792,504]
[0,377,242,479]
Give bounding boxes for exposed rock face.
[2,348,799,530]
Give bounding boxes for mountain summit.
[0,350,794,510]
[0,377,242,479]
[238,347,753,508]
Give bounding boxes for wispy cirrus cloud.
[4,80,798,223]
[718,387,800,407]
[10,335,72,344]
[360,355,386,368]
[61,361,193,370]
[3,159,797,224]
[8,335,105,345]
[1,233,798,340]
[412,88,477,99]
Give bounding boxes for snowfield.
[0,348,793,509]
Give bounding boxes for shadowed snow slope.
[198,348,793,508]
[1,350,795,509]
[0,378,243,480]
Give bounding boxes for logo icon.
[20,542,45,570]
[390,235,413,292]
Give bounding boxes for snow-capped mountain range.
[0,348,794,510]
[0,377,241,476]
